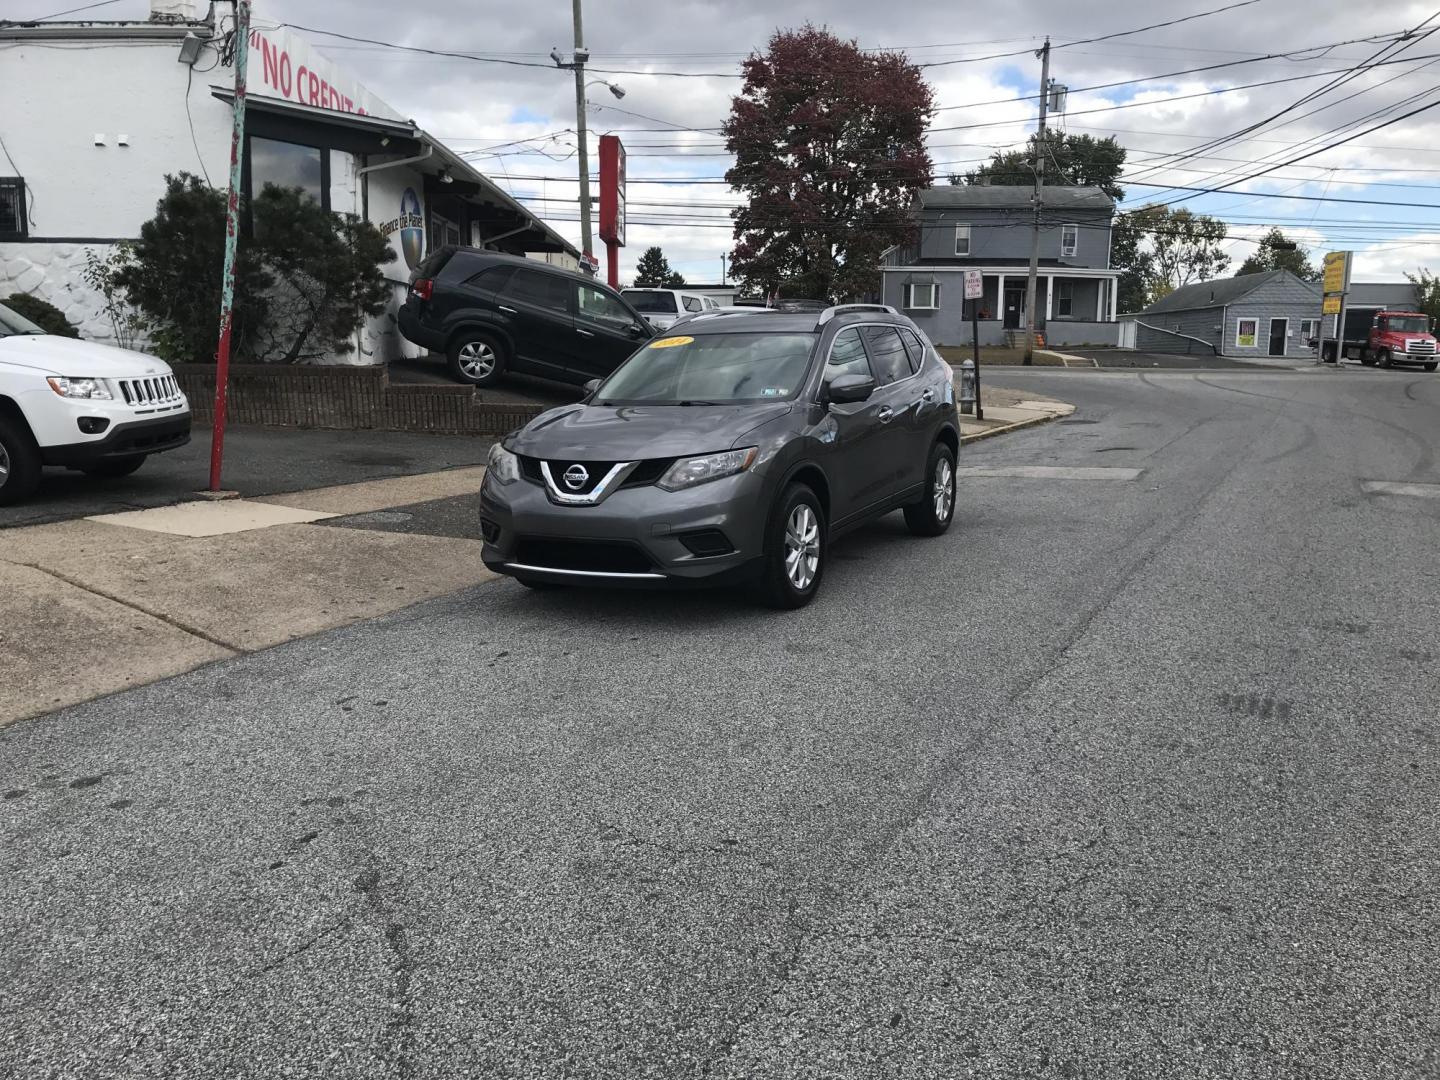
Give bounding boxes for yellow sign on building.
[1323,251,1350,295]
[1323,295,1342,315]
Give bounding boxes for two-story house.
[881,185,1122,348]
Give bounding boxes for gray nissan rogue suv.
[479,304,961,608]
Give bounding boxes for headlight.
[47,377,112,400]
[486,443,521,486]
[657,447,757,492]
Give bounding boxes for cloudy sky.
[9,0,1440,283]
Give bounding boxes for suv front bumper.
[40,413,192,467]
[479,469,770,587]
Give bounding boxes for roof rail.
[817,303,900,325]
[680,308,781,324]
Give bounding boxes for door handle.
[877,405,894,424]
[498,305,517,314]
[920,388,935,403]
[576,328,595,337]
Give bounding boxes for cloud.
[10,0,1440,283]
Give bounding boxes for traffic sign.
[963,269,984,301]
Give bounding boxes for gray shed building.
[1123,270,1322,358]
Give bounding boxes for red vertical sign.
[598,135,625,288]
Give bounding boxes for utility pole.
[1022,36,1051,366]
[209,0,250,492]
[720,252,727,285]
[571,0,593,261]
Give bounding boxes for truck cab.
[1368,310,1438,371]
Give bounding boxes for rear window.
[624,290,678,313]
[412,245,455,280]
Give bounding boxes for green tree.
[724,25,934,301]
[248,185,394,363]
[1121,203,1231,303]
[633,246,686,287]
[117,173,271,364]
[1406,267,1440,325]
[1235,227,1319,280]
[951,132,1127,201]
[1109,214,1153,314]
[2,293,78,338]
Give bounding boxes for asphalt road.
[0,426,491,529]
[3,366,1440,1079]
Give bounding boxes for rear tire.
[1377,349,1393,369]
[904,442,957,537]
[81,454,146,479]
[0,414,42,507]
[755,483,825,610]
[448,331,507,387]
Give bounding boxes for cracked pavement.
[2,369,1439,1078]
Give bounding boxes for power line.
[0,0,125,23]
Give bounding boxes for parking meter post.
[958,358,976,416]
[972,302,983,421]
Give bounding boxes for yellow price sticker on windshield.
[649,336,694,349]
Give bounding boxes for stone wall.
[0,242,125,344]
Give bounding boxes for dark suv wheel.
[0,413,41,506]
[448,331,507,386]
[904,442,956,536]
[757,482,825,610]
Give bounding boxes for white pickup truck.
[0,301,191,505]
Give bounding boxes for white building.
[0,1,579,363]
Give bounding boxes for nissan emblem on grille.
[563,464,589,491]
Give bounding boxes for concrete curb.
[961,410,1064,444]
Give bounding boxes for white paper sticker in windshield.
[761,387,784,396]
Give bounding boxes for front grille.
[109,418,189,455]
[1405,339,1436,355]
[518,455,544,485]
[513,537,653,574]
[541,460,620,496]
[117,375,183,408]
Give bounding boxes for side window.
[462,265,514,292]
[861,326,910,385]
[825,327,872,384]
[576,283,635,327]
[507,269,570,312]
[682,295,703,312]
[898,328,928,374]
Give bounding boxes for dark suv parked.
[480,305,962,608]
[397,249,653,386]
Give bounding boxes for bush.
[3,293,79,338]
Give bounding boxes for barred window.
[0,178,26,238]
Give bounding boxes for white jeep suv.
[0,301,191,505]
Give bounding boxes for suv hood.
[0,334,174,377]
[509,402,793,460]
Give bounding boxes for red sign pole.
[209,0,250,492]
[598,134,625,288]
[606,243,619,290]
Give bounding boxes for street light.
[589,79,624,100]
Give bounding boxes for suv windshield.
[0,302,46,338]
[595,332,817,405]
[1386,316,1430,334]
[624,291,678,313]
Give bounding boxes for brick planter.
[173,364,546,437]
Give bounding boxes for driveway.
[0,426,492,529]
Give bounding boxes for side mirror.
[825,373,875,405]
[582,378,602,401]
[627,322,648,339]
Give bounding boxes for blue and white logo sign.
[398,187,425,270]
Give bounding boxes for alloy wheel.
[784,503,820,591]
[458,341,496,380]
[933,457,954,522]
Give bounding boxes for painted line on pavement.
[956,465,1143,481]
[1361,480,1440,499]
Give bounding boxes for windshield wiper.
[675,399,720,406]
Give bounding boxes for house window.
[1299,318,1318,340]
[1061,224,1079,258]
[1235,318,1258,348]
[0,177,25,238]
[1055,279,1073,317]
[904,282,940,310]
[249,136,326,207]
[953,224,971,256]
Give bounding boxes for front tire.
[448,331,507,387]
[904,442,957,537]
[0,414,42,506]
[1425,362,1438,373]
[756,483,824,610]
[82,454,146,479]
[1377,349,1393,369]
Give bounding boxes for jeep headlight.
[657,447,757,492]
[486,443,520,485]
[47,377,112,400]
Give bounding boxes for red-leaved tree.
[723,26,934,301]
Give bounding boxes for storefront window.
[1235,319,1258,348]
[251,137,324,204]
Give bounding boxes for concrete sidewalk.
[0,385,1071,727]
